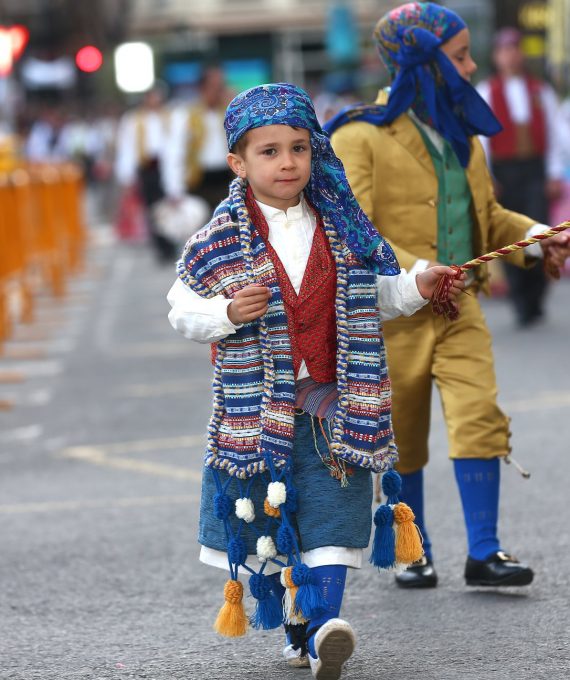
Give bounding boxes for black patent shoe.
[465,551,534,587]
[395,555,438,588]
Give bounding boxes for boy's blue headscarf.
[324,2,501,167]
[224,83,400,276]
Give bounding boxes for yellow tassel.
[264,497,281,518]
[213,579,248,637]
[393,502,424,564]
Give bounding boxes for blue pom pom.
[276,524,294,555]
[381,470,402,503]
[292,564,328,619]
[291,563,312,586]
[249,572,271,600]
[213,492,233,520]
[285,486,298,513]
[374,504,394,527]
[370,504,396,569]
[227,536,247,565]
[249,573,283,629]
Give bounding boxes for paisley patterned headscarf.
[324,2,501,167]
[224,83,400,276]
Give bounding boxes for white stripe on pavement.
[0,424,44,442]
[60,443,203,482]
[0,494,199,514]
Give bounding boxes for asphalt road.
[1,232,569,680]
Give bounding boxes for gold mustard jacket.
[331,94,536,288]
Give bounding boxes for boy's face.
[440,27,477,81]
[227,124,312,211]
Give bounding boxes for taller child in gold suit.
[327,2,570,589]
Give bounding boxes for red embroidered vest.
[210,191,338,380]
[489,75,546,160]
[246,190,337,382]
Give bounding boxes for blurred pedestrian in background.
[166,65,234,209]
[477,28,565,327]
[25,106,67,163]
[115,83,177,262]
[328,2,570,592]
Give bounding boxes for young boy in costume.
[167,83,464,679]
[327,2,570,590]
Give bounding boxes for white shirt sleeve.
[525,224,551,258]
[541,84,564,181]
[377,269,429,322]
[410,258,430,274]
[167,278,242,343]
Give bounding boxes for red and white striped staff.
[432,221,570,320]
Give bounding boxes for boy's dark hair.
[231,132,249,156]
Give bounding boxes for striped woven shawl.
[178,178,397,478]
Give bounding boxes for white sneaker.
[283,643,310,668]
[308,618,356,680]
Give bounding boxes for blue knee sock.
[453,458,502,560]
[306,565,347,659]
[398,469,433,561]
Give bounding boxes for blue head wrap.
[324,2,501,167]
[224,83,399,276]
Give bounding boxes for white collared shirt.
[167,195,428,381]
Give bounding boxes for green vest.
[414,124,474,266]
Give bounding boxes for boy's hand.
[227,285,271,325]
[540,230,570,269]
[416,266,466,300]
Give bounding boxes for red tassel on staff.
[431,264,462,321]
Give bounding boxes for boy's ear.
[227,152,246,178]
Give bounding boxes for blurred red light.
[10,25,29,60]
[0,24,29,75]
[76,46,103,73]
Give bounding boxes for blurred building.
[124,0,400,93]
[116,0,499,97]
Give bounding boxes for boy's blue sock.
[306,564,347,659]
[453,458,502,561]
[398,469,433,561]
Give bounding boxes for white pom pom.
[257,535,277,562]
[235,497,255,523]
[267,481,287,508]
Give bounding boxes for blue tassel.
[382,470,402,505]
[249,573,283,630]
[370,504,396,569]
[291,564,328,619]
